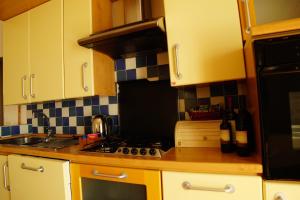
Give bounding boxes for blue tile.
[108,96,118,104]
[76,117,84,126]
[27,104,32,110]
[117,70,127,82]
[223,81,238,96]
[92,106,100,115]
[69,127,77,134]
[69,100,76,107]
[179,112,186,120]
[38,117,44,126]
[225,95,239,109]
[50,127,56,134]
[100,105,109,115]
[111,115,119,125]
[184,99,197,111]
[84,116,92,126]
[48,101,55,108]
[147,66,158,78]
[43,102,49,109]
[147,53,157,66]
[29,125,33,133]
[210,83,224,97]
[136,55,147,67]
[92,96,99,105]
[158,65,170,80]
[184,87,197,99]
[63,117,69,126]
[27,119,32,124]
[55,108,62,117]
[84,126,92,134]
[56,117,63,126]
[62,100,69,107]
[1,127,11,136]
[49,108,56,117]
[69,107,76,116]
[83,97,92,106]
[43,118,49,126]
[126,69,136,80]
[76,107,84,116]
[43,127,49,133]
[31,104,37,110]
[178,88,185,99]
[63,127,69,134]
[198,98,211,105]
[32,127,38,134]
[115,59,126,71]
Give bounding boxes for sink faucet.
[32,111,54,139]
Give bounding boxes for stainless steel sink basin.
[0,136,79,149]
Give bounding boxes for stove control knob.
[140,148,147,155]
[122,147,129,154]
[131,148,138,155]
[149,148,156,156]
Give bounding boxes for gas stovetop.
[81,137,173,158]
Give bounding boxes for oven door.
[259,65,300,180]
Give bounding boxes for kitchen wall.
[0,52,247,136]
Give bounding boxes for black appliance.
[82,80,178,157]
[255,34,300,180]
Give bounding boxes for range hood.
[78,17,167,59]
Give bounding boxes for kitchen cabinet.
[264,180,300,200]
[70,163,162,200]
[8,154,71,200]
[64,0,115,98]
[0,155,10,200]
[238,0,300,39]
[3,0,64,105]
[164,0,245,86]
[162,171,262,200]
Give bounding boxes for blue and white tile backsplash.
[0,52,247,136]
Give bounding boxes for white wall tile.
[125,57,136,69]
[76,99,83,107]
[62,107,69,117]
[157,52,169,65]
[179,99,185,112]
[100,96,109,105]
[56,127,63,134]
[20,125,29,134]
[196,86,210,98]
[49,118,56,127]
[84,106,91,116]
[55,101,62,108]
[76,126,85,134]
[69,117,77,126]
[136,67,147,79]
[38,127,44,133]
[4,105,18,125]
[108,104,118,115]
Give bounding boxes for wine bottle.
[220,113,233,153]
[225,96,237,149]
[235,96,253,156]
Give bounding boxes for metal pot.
[91,115,113,138]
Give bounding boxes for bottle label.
[220,130,230,142]
[236,131,248,144]
[229,120,236,143]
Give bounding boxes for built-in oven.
[255,34,300,180]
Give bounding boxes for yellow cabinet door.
[64,0,94,98]
[0,155,10,200]
[29,0,64,102]
[264,180,300,200]
[8,154,71,200]
[162,171,262,200]
[3,12,31,105]
[164,0,245,86]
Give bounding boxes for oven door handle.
[260,66,300,76]
[92,169,128,179]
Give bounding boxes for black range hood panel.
[78,17,167,59]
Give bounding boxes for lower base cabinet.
[70,163,162,200]
[162,171,262,200]
[0,155,10,200]
[264,180,300,200]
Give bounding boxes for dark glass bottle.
[220,113,233,153]
[235,96,254,156]
[225,96,237,148]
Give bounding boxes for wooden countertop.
[0,135,262,175]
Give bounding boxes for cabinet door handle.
[92,169,127,179]
[22,75,27,99]
[182,181,235,193]
[30,74,36,98]
[21,163,44,172]
[242,0,252,34]
[82,62,89,92]
[274,192,286,200]
[2,161,10,191]
[173,44,182,79]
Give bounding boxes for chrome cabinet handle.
[242,0,252,34]
[92,169,127,179]
[82,62,88,92]
[22,75,27,99]
[21,163,44,172]
[274,192,286,200]
[182,181,235,193]
[3,161,10,191]
[173,44,182,79]
[30,74,36,98]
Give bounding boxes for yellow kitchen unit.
[0,155,10,200]
[164,0,245,86]
[8,154,71,200]
[70,163,162,200]
[64,0,115,98]
[3,0,64,105]
[264,180,300,200]
[162,171,262,200]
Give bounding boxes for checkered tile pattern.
[0,125,33,137]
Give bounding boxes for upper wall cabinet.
[64,0,115,99]
[164,0,245,87]
[3,0,64,105]
[238,0,300,39]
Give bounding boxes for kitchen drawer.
[264,180,300,200]
[162,171,262,200]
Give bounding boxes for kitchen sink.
[0,136,79,149]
